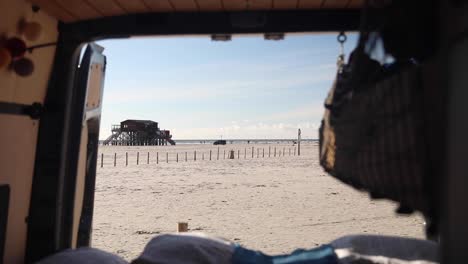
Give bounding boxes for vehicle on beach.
[213,140,227,145]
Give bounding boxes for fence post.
[298,129,301,156]
[274,147,276,157]
[177,153,179,163]
[101,153,103,168]
[257,148,259,158]
[147,152,149,164]
[217,147,219,160]
[166,152,168,163]
[269,146,271,157]
[263,148,265,158]
[194,151,196,161]
[210,150,212,161]
[244,148,246,159]
[238,150,240,159]
[137,152,139,165]
[252,147,254,158]
[126,152,128,166]
[185,152,187,162]
[178,222,188,233]
[202,152,204,160]
[114,153,116,167]
[283,147,285,157]
[224,150,225,159]
[157,152,159,164]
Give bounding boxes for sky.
[97,33,357,140]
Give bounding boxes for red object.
[6,37,27,59]
[12,58,34,77]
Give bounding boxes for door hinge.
[0,102,43,120]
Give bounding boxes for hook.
[336,32,347,72]
[337,31,347,44]
[337,31,347,55]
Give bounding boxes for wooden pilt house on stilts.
[103,119,175,146]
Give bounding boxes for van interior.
[1,0,467,263]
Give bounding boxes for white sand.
[92,142,425,261]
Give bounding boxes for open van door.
[74,43,106,248]
[26,43,106,262]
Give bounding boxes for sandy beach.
[92,142,425,261]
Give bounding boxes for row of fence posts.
[100,146,298,167]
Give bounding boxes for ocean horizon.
[99,138,318,145]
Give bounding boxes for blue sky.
[97,33,357,140]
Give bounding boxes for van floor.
[93,142,424,260]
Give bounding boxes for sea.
[174,139,318,145]
[99,139,318,145]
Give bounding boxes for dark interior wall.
[439,1,468,262]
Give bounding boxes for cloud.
[148,47,338,76]
[103,68,334,104]
[263,103,325,122]
[170,120,321,140]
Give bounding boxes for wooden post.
[269,146,271,157]
[217,147,219,160]
[294,147,296,156]
[257,148,259,158]
[298,128,301,156]
[126,152,128,166]
[178,222,188,233]
[274,147,276,157]
[147,152,149,164]
[137,152,139,165]
[263,148,265,158]
[210,150,212,161]
[157,152,159,164]
[238,150,240,159]
[114,153,116,167]
[177,153,179,163]
[289,148,291,156]
[101,153,103,168]
[252,147,254,158]
[166,152,168,163]
[224,150,225,159]
[185,152,187,162]
[194,151,196,161]
[244,148,246,159]
[283,147,285,157]
[202,153,204,160]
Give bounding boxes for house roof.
[121,119,158,124]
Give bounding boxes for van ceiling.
[28,0,363,23]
